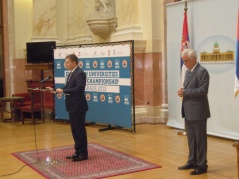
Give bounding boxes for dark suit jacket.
[61,66,88,113]
[182,63,210,121]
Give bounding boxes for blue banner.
[54,42,134,129]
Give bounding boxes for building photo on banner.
[167,0,239,140]
[54,41,135,132]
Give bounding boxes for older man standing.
[177,49,210,175]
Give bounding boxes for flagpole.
[178,0,188,136]
[184,0,187,12]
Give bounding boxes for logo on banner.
[93,61,98,68]
[107,60,112,68]
[100,60,105,69]
[78,61,83,68]
[124,95,129,105]
[93,93,98,102]
[86,60,91,69]
[86,94,91,101]
[100,94,105,102]
[115,95,120,103]
[56,61,61,69]
[122,60,127,68]
[108,94,113,103]
[115,59,120,69]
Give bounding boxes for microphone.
[39,76,52,83]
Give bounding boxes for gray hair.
[181,49,197,60]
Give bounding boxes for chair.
[28,82,55,115]
[13,83,55,123]
[12,93,31,120]
[12,93,31,107]
[20,90,42,124]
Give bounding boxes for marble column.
[160,0,168,123]
[4,0,14,96]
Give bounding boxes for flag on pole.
[234,8,239,97]
[180,1,190,87]
[178,1,190,135]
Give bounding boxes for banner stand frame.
[98,124,120,132]
[54,40,136,133]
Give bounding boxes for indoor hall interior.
[0,0,239,178]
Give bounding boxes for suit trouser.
[185,118,207,169]
[69,111,88,156]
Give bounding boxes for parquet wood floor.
[0,118,237,179]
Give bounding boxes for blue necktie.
[67,72,72,82]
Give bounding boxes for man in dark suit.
[54,54,89,162]
[177,49,210,175]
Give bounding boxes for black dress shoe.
[178,163,196,170]
[66,153,79,159]
[72,155,88,162]
[190,167,207,175]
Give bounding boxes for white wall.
[14,0,32,58]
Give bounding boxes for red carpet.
[12,143,161,179]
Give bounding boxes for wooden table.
[0,96,24,122]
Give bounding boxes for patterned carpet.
[12,143,161,179]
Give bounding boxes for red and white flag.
[180,9,190,87]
